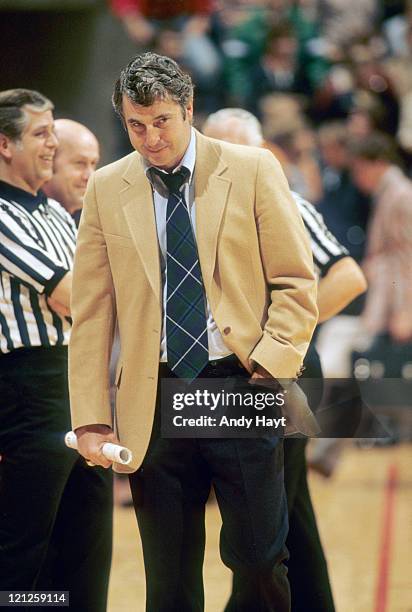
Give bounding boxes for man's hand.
[47,296,70,318]
[249,364,283,392]
[250,363,320,435]
[250,364,273,380]
[50,271,72,310]
[75,424,120,469]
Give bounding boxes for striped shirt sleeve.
[292,191,349,277]
[0,206,70,295]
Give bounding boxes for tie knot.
[152,167,189,195]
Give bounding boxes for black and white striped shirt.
[292,191,349,277]
[0,181,76,354]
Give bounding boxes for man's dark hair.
[0,89,53,141]
[318,121,348,148]
[112,52,194,122]
[348,131,402,165]
[266,20,295,48]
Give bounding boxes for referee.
[0,90,112,612]
[281,190,365,612]
[203,108,367,612]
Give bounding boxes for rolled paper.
[64,431,133,465]
[99,442,132,464]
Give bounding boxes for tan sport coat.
[69,131,318,472]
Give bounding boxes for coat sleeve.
[68,172,116,430]
[249,149,318,379]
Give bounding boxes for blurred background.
[1,1,411,610]
[3,0,412,168]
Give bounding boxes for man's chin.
[146,150,172,168]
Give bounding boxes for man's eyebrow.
[32,122,53,130]
[127,113,173,124]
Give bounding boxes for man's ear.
[186,99,194,124]
[0,133,14,161]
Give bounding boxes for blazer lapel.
[194,133,231,298]
[119,153,161,301]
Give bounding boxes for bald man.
[44,119,99,225]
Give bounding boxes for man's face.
[48,133,99,212]
[319,140,347,169]
[122,95,193,170]
[6,108,58,193]
[351,157,378,193]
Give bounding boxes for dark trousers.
[129,359,290,612]
[230,345,335,612]
[283,439,334,612]
[284,345,335,612]
[0,347,113,612]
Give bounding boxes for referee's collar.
[0,180,47,212]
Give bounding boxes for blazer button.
[223,327,231,335]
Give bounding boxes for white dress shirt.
[144,128,232,362]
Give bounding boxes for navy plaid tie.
[154,167,209,380]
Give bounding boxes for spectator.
[288,0,333,97]
[384,9,412,157]
[266,126,323,203]
[260,92,305,138]
[248,20,312,113]
[260,94,323,202]
[350,131,412,343]
[346,89,387,138]
[110,0,221,97]
[213,0,270,106]
[348,37,400,137]
[317,0,379,48]
[382,0,412,57]
[315,121,371,388]
[317,121,371,263]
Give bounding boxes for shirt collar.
[0,179,47,212]
[144,127,196,197]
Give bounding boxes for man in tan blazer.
[69,53,318,611]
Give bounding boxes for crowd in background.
[111,0,412,160]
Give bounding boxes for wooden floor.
[108,444,412,612]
